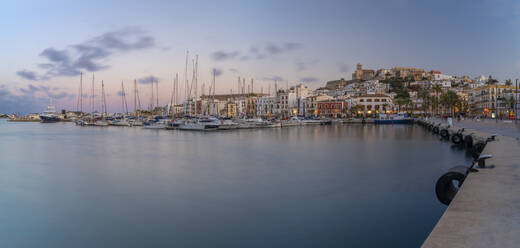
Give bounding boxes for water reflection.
[0,121,471,248]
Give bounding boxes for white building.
[432,74,453,81]
[354,93,393,113]
[256,96,276,117]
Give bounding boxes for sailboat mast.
[175,73,178,105]
[121,81,124,113]
[134,79,137,113]
[194,55,198,99]
[184,50,189,102]
[78,72,83,113]
[156,80,159,108]
[101,80,107,115]
[91,74,95,113]
[151,79,154,111]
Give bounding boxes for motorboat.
[39,103,61,123]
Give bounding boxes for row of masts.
[75,50,285,114]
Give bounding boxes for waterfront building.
[469,85,520,118]
[354,93,393,113]
[305,95,333,117]
[256,96,276,117]
[277,90,298,116]
[246,96,258,117]
[225,101,237,118]
[317,100,348,118]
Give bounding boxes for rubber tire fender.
[440,129,449,138]
[451,133,463,144]
[464,135,473,148]
[435,166,468,205]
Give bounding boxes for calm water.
[0,119,472,247]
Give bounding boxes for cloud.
[295,58,319,71]
[16,70,39,81]
[138,75,158,84]
[0,84,70,113]
[338,63,351,73]
[212,68,223,76]
[266,42,302,55]
[17,27,156,80]
[300,77,320,83]
[116,90,126,96]
[211,42,303,62]
[228,68,239,73]
[211,50,240,61]
[266,44,282,54]
[263,76,284,81]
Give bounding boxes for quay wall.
[417,119,520,247]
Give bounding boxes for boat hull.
[39,115,61,123]
[374,119,414,124]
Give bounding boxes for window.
[360,99,364,102]
[367,99,372,102]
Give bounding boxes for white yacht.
[179,117,220,131]
[39,103,61,123]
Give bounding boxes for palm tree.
[440,90,460,117]
[431,85,442,115]
[418,88,431,116]
[395,97,411,113]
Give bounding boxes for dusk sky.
[1,0,519,113]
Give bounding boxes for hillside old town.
[169,63,519,120]
[7,63,520,121]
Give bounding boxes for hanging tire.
[432,126,440,134]
[451,133,463,144]
[435,166,469,205]
[440,129,449,138]
[464,135,473,148]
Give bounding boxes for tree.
[418,88,431,116]
[431,84,442,115]
[395,97,411,113]
[505,79,512,86]
[440,90,460,117]
[350,104,364,117]
[486,76,498,85]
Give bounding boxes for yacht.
[281,116,302,127]
[218,119,240,130]
[39,103,61,123]
[112,118,132,126]
[179,117,220,131]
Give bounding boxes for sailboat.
[95,80,109,126]
[113,81,131,126]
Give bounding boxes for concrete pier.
[419,119,520,247]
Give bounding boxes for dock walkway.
[422,119,520,247]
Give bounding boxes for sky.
[1,0,519,113]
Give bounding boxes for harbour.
[0,119,470,247]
